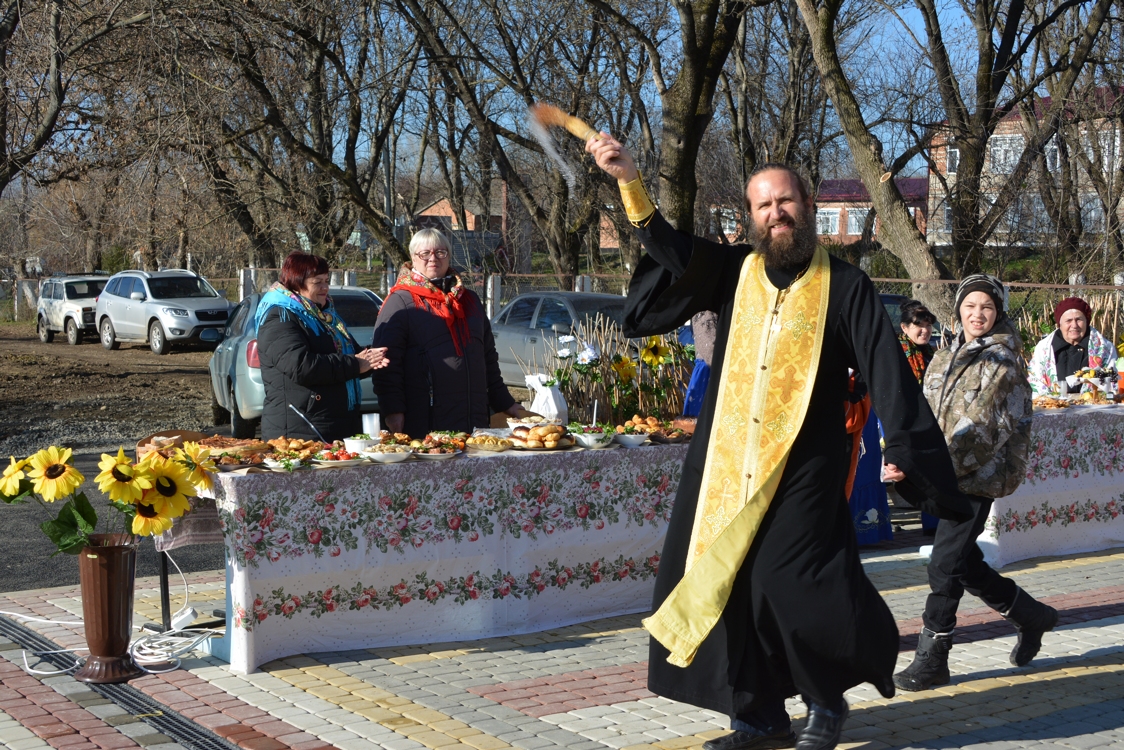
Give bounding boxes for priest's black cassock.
[622,212,972,715]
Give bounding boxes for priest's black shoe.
[795,702,848,750]
[702,728,796,750]
[1002,587,1058,667]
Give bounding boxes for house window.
[989,134,1024,174]
[816,208,840,235]
[942,204,953,232]
[1081,194,1105,232]
[1084,129,1121,173]
[846,208,870,235]
[1044,137,1059,172]
[947,148,959,175]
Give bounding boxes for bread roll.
[526,439,544,449]
[513,425,531,438]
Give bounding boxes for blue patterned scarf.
[255,283,362,410]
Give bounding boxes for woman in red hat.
[1028,297,1118,395]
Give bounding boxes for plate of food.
[263,451,312,471]
[567,424,615,449]
[215,451,267,470]
[363,444,413,463]
[614,433,650,448]
[201,435,272,455]
[510,423,574,450]
[649,425,690,444]
[507,415,562,429]
[410,432,466,457]
[466,435,514,452]
[1033,395,1074,410]
[311,448,368,467]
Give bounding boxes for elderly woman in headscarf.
[1028,297,1118,395]
[256,252,388,442]
[372,228,533,438]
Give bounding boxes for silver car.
[36,275,108,345]
[95,270,233,354]
[208,286,383,438]
[491,292,627,387]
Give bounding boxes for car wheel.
[37,316,54,343]
[65,318,82,346]
[149,320,170,355]
[100,318,119,350]
[211,392,230,426]
[229,385,257,439]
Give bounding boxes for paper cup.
[362,413,380,436]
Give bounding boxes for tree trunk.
[795,0,954,318]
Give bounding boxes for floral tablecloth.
[197,445,686,673]
[980,405,1124,569]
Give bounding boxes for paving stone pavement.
[0,546,1123,750]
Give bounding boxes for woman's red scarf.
[388,264,474,356]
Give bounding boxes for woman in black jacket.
[372,229,531,438]
[256,252,387,442]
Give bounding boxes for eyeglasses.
[413,249,450,260]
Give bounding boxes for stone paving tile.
[2,544,1124,750]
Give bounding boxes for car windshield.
[571,298,626,326]
[332,295,380,328]
[65,280,105,299]
[147,276,218,299]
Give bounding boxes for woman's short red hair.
[279,252,330,294]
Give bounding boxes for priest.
[586,134,972,750]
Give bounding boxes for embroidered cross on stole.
[643,246,831,667]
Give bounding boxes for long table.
[158,406,1124,672]
[168,445,687,674]
[979,405,1124,569]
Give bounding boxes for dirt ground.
[0,321,218,457]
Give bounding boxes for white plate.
[365,451,413,463]
[412,450,463,460]
[311,457,369,467]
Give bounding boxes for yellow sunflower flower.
[131,500,174,536]
[139,454,196,518]
[95,448,154,504]
[640,337,670,368]
[26,447,84,503]
[174,442,216,491]
[612,356,638,383]
[1,456,27,497]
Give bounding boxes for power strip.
[171,607,198,631]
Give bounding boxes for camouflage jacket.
[922,318,1032,499]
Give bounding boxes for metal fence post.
[486,274,502,319]
[239,268,253,301]
[574,275,592,293]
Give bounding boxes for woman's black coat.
[372,289,514,439]
[257,306,364,442]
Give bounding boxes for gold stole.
[642,245,830,667]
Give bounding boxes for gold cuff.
[619,174,656,227]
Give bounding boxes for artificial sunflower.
[26,447,84,503]
[95,448,154,504]
[612,355,638,383]
[640,337,670,368]
[174,442,216,491]
[0,456,27,497]
[131,500,174,536]
[139,454,196,518]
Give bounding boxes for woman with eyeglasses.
[372,228,533,438]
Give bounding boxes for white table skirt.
[202,445,687,673]
[979,406,1124,569]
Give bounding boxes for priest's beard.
[751,210,818,273]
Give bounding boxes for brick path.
[1,545,1124,750]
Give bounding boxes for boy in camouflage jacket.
[895,275,1056,694]
[923,317,1032,498]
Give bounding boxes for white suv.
[37,275,108,345]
